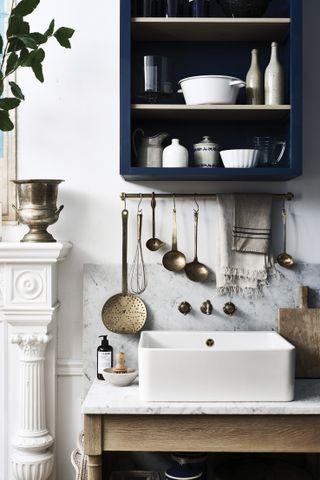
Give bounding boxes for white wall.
[2,1,320,479]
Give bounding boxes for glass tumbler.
[253,136,286,166]
[166,0,181,16]
[142,55,173,102]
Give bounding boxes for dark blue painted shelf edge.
[121,166,302,182]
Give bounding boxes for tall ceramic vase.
[12,179,64,243]
[246,48,263,105]
[265,42,284,105]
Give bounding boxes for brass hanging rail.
[120,192,294,201]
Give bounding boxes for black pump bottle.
[97,335,113,380]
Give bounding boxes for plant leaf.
[33,47,45,62]
[9,81,25,100]
[5,52,19,75]
[31,60,44,82]
[54,27,74,48]
[29,32,47,45]
[0,35,3,55]
[0,110,14,131]
[44,19,55,37]
[0,97,21,110]
[7,15,30,37]
[11,34,38,49]
[0,79,4,97]
[19,47,29,65]
[8,38,25,52]
[13,0,41,17]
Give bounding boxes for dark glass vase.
[216,0,271,17]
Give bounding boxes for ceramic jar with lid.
[193,136,222,168]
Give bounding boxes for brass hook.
[137,194,143,212]
[173,194,176,210]
[194,194,200,214]
[151,191,156,209]
[281,198,287,223]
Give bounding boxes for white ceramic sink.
[138,331,295,402]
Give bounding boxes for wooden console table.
[82,380,320,480]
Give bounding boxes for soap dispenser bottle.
[97,335,113,380]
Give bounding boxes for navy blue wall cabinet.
[120,0,302,182]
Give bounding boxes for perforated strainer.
[101,208,147,334]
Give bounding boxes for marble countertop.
[82,379,320,415]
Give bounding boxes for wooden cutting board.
[278,286,320,378]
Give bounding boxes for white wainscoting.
[57,365,83,480]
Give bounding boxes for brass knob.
[200,300,213,315]
[178,301,192,315]
[223,302,236,316]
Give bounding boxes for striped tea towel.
[215,194,275,297]
[232,194,272,254]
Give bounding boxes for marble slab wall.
[83,263,320,391]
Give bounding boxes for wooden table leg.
[87,454,102,480]
[84,415,103,480]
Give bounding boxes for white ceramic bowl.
[178,75,246,105]
[220,149,260,168]
[102,368,138,387]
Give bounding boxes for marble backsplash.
[83,263,320,391]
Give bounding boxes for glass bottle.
[265,42,284,105]
[246,49,263,105]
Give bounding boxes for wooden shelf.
[132,104,291,121]
[132,17,291,42]
[121,167,301,182]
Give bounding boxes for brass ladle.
[185,207,209,283]
[163,197,186,272]
[277,204,294,268]
[146,193,165,252]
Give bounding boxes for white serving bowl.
[220,149,260,168]
[178,75,246,105]
[102,368,138,387]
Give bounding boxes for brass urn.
[12,179,64,243]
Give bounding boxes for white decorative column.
[11,334,53,480]
[0,242,72,480]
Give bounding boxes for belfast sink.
[138,331,295,402]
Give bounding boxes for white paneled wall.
[0,1,319,479]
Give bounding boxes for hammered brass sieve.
[101,208,147,334]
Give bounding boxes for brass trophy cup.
[12,179,64,242]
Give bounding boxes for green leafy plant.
[0,0,74,131]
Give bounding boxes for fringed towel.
[232,193,272,254]
[215,194,274,298]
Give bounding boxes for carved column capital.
[11,333,51,359]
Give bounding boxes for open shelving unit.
[120,0,302,182]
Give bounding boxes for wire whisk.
[130,207,147,294]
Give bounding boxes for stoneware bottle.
[163,139,189,167]
[265,42,284,105]
[246,49,263,105]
